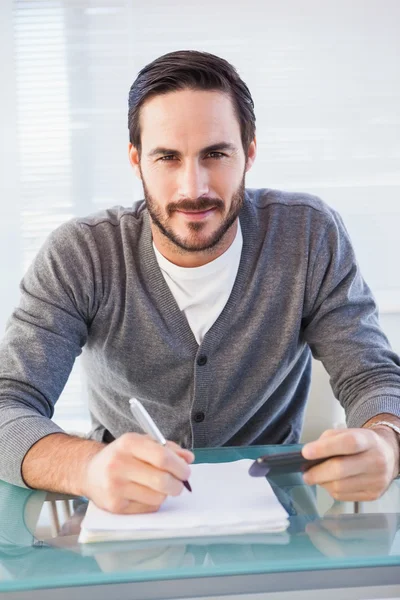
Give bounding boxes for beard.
[142,172,246,253]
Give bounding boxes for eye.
[207,152,226,159]
[159,155,177,161]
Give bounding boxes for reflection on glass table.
[0,444,399,595]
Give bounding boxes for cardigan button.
[194,411,205,423]
[197,355,207,366]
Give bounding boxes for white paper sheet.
[79,459,289,543]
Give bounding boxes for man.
[0,50,400,515]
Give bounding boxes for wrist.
[367,424,400,480]
[78,442,106,498]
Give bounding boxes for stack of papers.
[79,459,289,544]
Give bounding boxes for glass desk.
[0,444,399,599]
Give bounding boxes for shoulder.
[245,187,336,221]
[243,188,350,253]
[77,200,146,230]
[47,201,147,246]
[34,202,146,272]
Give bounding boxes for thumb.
[302,428,343,458]
[319,428,345,440]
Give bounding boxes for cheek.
[214,156,244,178]
[212,165,243,197]
[143,165,175,195]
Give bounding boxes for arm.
[301,210,400,499]
[21,433,105,496]
[1,220,193,511]
[22,432,193,514]
[302,210,400,427]
[0,220,96,487]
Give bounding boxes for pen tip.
[183,480,192,492]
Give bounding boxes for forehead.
[139,89,241,149]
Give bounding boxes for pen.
[129,398,192,492]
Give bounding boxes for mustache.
[167,197,224,215]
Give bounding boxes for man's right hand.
[83,433,194,514]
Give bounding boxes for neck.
[151,220,238,268]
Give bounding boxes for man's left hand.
[301,426,399,501]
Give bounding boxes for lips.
[176,207,217,219]
[176,208,216,220]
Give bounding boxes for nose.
[177,160,209,200]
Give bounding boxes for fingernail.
[303,445,315,458]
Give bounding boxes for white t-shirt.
[153,222,243,345]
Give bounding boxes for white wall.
[0,0,21,327]
[1,0,399,432]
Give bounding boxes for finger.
[117,433,192,482]
[302,429,370,461]
[118,480,168,507]
[303,441,388,486]
[99,487,164,515]
[176,448,195,463]
[321,472,388,502]
[122,456,185,496]
[303,453,368,485]
[321,487,384,503]
[319,428,344,439]
[133,435,195,464]
[301,429,343,459]
[118,500,160,515]
[166,441,195,463]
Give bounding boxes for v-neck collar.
[139,192,257,352]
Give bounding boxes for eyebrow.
[148,142,238,158]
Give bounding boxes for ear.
[128,143,142,180]
[245,136,257,172]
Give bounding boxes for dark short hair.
[128,50,256,155]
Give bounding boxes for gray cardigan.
[1,188,400,487]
